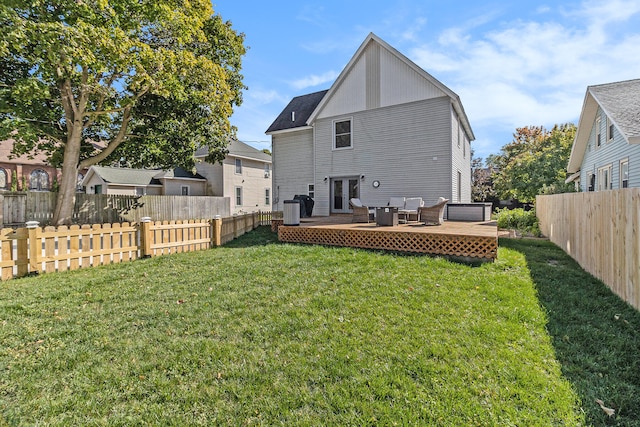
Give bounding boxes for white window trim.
[308,183,315,199]
[607,117,614,142]
[181,185,190,196]
[596,116,602,148]
[265,188,270,206]
[597,164,613,191]
[235,158,242,175]
[333,117,353,151]
[235,186,243,206]
[620,158,629,189]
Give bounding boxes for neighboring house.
[265,33,475,216]
[0,139,62,192]
[567,78,640,191]
[82,165,207,196]
[195,140,272,214]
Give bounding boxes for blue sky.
[213,0,640,162]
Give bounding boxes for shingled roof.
[195,139,271,162]
[589,79,640,143]
[265,90,328,134]
[568,78,640,173]
[87,166,205,186]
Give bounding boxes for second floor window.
[334,119,352,149]
[235,159,242,174]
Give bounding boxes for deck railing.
[0,212,273,281]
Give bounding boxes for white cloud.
[409,0,640,145]
[290,70,339,90]
[248,89,289,105]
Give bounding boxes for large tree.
[0,0,245,224]
[487,124,576,203]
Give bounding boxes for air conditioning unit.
[264,172,270,178]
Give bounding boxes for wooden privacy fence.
[0,192,230,226]
[0,211,273,281]
[536,190,640,311]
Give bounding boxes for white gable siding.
[379,45,446,107]
[312,97,453,216]
[580,107,640,191]
[316,41,446,121]
[272,129,314,211]
[317,59,367,120]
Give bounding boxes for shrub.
[495,207,541,237]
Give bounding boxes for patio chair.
[418,197,449,225]
[388,197,405,209]
[398,197,424,223]
[350,198,374,223]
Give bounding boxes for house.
[82,165,208,196]
[265,33,475,216]
[0,140,62,192]
[194,139,272,214]
[567,78,640,191]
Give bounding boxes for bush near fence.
[536,190,640,311]
[0,211,276,281]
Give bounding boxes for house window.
[463,139,466,158]
[607,117,614,142]
[29,169,49,191]
[235,186,242,206]
[0,168,6,190]
[598,165,612,191]
[457,170,462,201]
[587,172,595,192]
[334,119,352,149]
[181,185,190,196]
[264,163,270,178]
[235,158,242,174]
[596,116,602,148]
[265,188,270,205]
[457,120,461,148]
[620,159,629,188]
[95,184,103,194]
[136,187,145,196]
[308,184,315,199]
[76,173,84,191]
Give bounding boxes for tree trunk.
[52,131,82,225]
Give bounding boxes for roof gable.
[568,78,640,173]
[307,33,474,140]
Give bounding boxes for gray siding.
[272,129,314,211]
[580,107,640,191]
[313,96,454,215]
[451,107,472,202]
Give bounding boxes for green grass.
[2,226,632,425]
[501,238,640,426]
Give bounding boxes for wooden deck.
[275,216,498,261]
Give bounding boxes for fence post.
[211,216,222,247]
[26,221,40,275]
[140,217,153,258]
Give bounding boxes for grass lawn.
[0,227,637,425]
